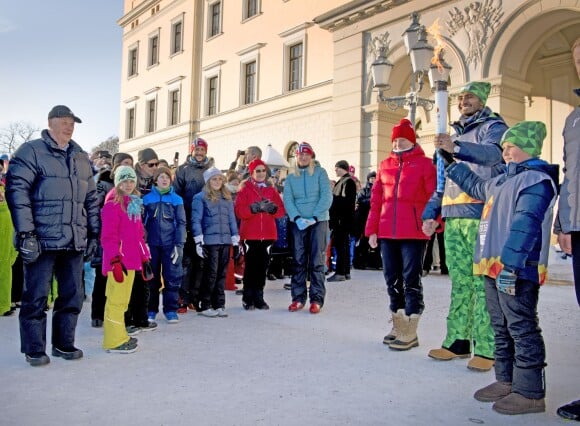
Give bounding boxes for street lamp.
[371,12,436,127]
[371,11,453,192]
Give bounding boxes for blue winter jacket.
[447,158,558,282]
[191,191,238,245]
[143,186,187,247]
[6,129,99,250]
[422,106,507,220]
[283,161,333,222]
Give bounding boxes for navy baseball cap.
[48,105,82,123]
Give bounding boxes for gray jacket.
[422,106,506,220]
[554,90,580,233]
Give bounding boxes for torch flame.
[427,18,445,72]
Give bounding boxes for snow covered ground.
[0,267,577,425]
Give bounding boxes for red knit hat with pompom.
[391,119,416,144]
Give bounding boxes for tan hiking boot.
[474,381,512,402]
[389,314,420,351]
[383,309,405,344]
[492,392,545,415]
[428,347,471,361]
[467,356,495,372]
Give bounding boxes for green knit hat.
[501,121,546,157]
[459,81,491,105]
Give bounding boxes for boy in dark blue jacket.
[143,167,187,323]
[440,121,558,416]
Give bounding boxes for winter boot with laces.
[383,309,405,344]
[389,314,420,351]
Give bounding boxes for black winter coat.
[6,130,99,251]
[173,157,214,221]
[329,173,357,233]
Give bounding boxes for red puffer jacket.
[235,180,285,240]
[365,144,436,240]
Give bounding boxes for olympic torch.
[427,20,452,193]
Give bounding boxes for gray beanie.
[203,167,223,183]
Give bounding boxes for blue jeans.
[20,251,84,354]
[485,276,546,399]
[290,221,329,305]
[148,245,183,314]
[380,239,426,315]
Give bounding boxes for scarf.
[127,195,143,222]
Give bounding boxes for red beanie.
[296,142,314,156]
[248,159,267,174]
[190,137,208,153]
[391,119,416,144]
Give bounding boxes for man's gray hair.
[246,146,262,159]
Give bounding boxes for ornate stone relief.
[446,0,504,68]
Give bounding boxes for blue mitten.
[496,269,517,296]
[296,218,309,231]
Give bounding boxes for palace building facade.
[118,0,580,179]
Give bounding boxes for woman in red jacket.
[365,119,436,351]
[235,159,285,310]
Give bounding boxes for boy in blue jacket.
[440,121,558,416]
[143,166,187,323]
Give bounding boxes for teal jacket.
[283,161,332,222]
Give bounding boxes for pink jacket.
[100,190,150,276]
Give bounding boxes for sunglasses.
[254,169,267,173]
[146,162,159,168]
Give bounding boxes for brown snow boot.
[474,381,512,402]
[492,392,545,415]
[389,314,420,351]
[383,309,405,344]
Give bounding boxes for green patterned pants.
[442,218,495,358]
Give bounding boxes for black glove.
[437,148,455,168]
[260,199,278,215]
[84,237,99,261]
[141,261,154,281]
[250,202,262,214]
[18,232,41,264]
[233,244,242,260]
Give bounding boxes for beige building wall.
[118,0,580,180]
[118,0,350,170]
[196,0,349,171]
[315,0,580,179]
[118,0,202,164]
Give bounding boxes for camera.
[237,150,245,157]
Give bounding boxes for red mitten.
[111,255,128,283]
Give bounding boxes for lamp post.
[371,12,435,127]
[371,12,453,192]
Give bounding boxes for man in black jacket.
[173,137,214,311]
[6,105,99,366]
[328,160,357,282]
